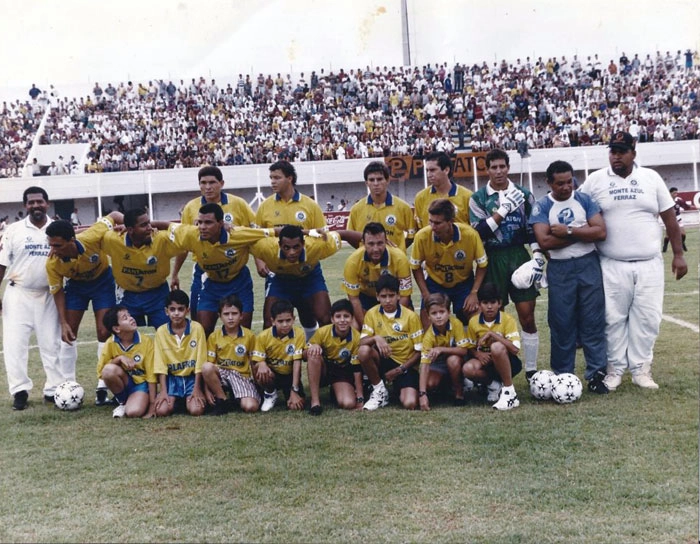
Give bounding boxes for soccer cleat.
[587,371,610,394]
[492,388,520,411]
[43,394,55,404]
[12,390,28,411]
[363,384,389,411]
[95,388,110,406]
[603,373,622,391]
[112,404,126,418]
[486,380,502,403]
[308,404,323,416]
[525,370,537,384]
[261,390,278,412]
[631,373,659,390]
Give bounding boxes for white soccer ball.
[54,381,85,411]
[529,370,555,400]
[550,373,583,404]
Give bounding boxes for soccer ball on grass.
[529,370,555,400]
[550,373,583,404]
[54,381,85,411]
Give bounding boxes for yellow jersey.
[347,193,416,251]
[255,190,326,230]
[308,324,361,369]
[465,311,521,352]
[414,182,473,229]
[420,316,469,365]
[181,193,256,228]
[342,245,412,298]
[96,331,156,384]
[251,325,306,376]
[206,325,256,378]
[154,319,207,376]
[250,232,341,277]
[361,305,423,365]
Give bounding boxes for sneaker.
[261,390,278,412]
[631,373,659,390]
[309,404,323,416]
[486,380,502,403]
[43,394,55,404]
[462,378,474,394]
[363,383,389,411]
[525,370,537,384]
[587,371,610,394]
[12,390,28,411]
[492,388,520,411]
[112,404,126,418]
[95,388,109,406]
[603,373,622,391]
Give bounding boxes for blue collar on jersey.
[124,233,152,247]
[430,181,458,196]
[221,325,244,337]
[275,190,301,202]
[367,192,394,206]
[331,326,354,342]
[167,319,192,336]
[363,248,389,266]
[199,193,230,205]
[379,304,402,317]
[272,325,295,339]
[431,319,453,336]
[199,227,227,244]
[113,331,141,351]
[432,224,460,243]
[478,311,502,325]
[61,239,85,262]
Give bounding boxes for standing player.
[469,149,541,381]
[45,219,118,405]
[411,199,488,329]
[0,187,68,409]
[580,131,687,390]
[663,187,691,252]
[529,161,608,393]
[347,161,416,251]
[414,151,472,230]
[170,165,257,316]
[342,222,413,328]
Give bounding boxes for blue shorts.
[267,264,328,303]
[379,358,419,391]
[167,374,196,398]
[423,275,474,324]
[485,353,523,380]
[125,376,149,396]
[122,283,169,329]
[64,268,117,311]
[359,292,379,311]
[198,266,254,313]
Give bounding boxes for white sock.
[97,379,107,390]
[303,324,319,342]
[372,379,386,391]
[501,384,515,394]
[521,331,539,372]
[97,341,105,360]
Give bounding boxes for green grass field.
[0,230,698,543]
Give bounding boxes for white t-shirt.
[0,217,52,290]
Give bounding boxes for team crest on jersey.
[339,348,351,361]
[225,249,236,258]
[630,179,638,186]
[189,340,197,348]
[124,254,130,260]
[134,355,142,363]
[454,250,466,261]
[385,215,397,226]
[224,213,233,223]
[532,203,541,216]
[295,211,307,222]
[609,181,616,188]
[147,256,157,266]
[89,253,100,263]
[557,208,574,224]
[392,323,402,332]
[286,344,295,355]
[235,344,246,356]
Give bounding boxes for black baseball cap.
[608,131,635,151]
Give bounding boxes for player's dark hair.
[477,282,501,303]
[669,186,678,193]
[545,160,574,183]
[199,202,224,221]
[428,198,455,222]
[103,305,129,333]
[218,294,243,313]
[198,165,223,181]
[270,299,295,319]
[166,289,190,308]
[279,224,304,242]
[425,151,452,175]
[270,160,297,185]
[485,148,510,168]
[330,298,354,317]
[375,273,399,295]
[23,186,49,204]
[46,219,75,240]
[362,222,386,239]
[363,160,390,181]
[425,292,451,312]
[124,207,147,228]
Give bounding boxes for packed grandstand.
[1,48,698,178]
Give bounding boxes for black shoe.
[210,398,228,416]
[12,390,28,411]
[588,371,610,394]
[525,370,537,384]
[309,404,323,416]
[43,394,55,404]
[95,388,109,406]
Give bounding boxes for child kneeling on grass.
[153,289,208,417]
[252,299,306,412]
[201,295,260,415]
[97,305,157,418]
[305,298,364,415]
[418,293,470,411]
[462,283,522,411]
[359,274,423,411]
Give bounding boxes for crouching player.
[359,274,423,410]
[305,299,364,415]
[462,283,522,411]
[97,305,156,418]
[418,293,469,411]
[252,299,306,412]
[153,290,208,417]
[202,295,260,415]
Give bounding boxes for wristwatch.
[419,391,427,397]
[566,225,573,236]
[291,385,300,393]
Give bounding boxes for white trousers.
[2,285,71,396]
[600,255,664,376]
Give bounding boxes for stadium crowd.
[1,48,699,178]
